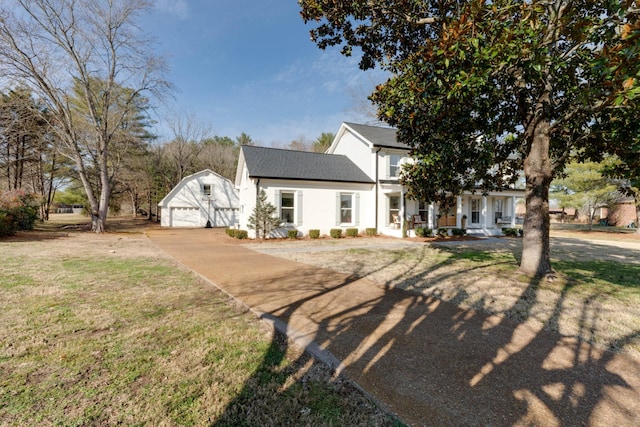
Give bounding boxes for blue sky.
[141,1,388,146]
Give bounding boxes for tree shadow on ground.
[200,234,640,425]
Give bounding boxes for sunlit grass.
[0,238,399,426]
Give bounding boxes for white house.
[235,122,524,238]
[158,169,239,228]
[235,145,375,238]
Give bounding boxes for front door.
[437,200,457,227]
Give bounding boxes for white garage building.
[158,169,239,228]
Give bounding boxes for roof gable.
[240,145,374,183]
[343,122,409,150]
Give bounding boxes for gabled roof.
[240,145,374,183]
[343,122,409,150]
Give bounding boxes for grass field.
[0,216,401,426]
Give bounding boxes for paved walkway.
[147,228,640,426]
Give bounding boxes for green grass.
[0,237,400,426]
[554,260,640,296]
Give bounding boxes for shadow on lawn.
[202,235,640,425]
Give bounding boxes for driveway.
[147,228,640,426]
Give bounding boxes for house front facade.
[235,122,524,238]
[235,145,375,238]
[158,169,239,228]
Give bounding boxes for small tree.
[552,161,622,230]
[247,190,280,239]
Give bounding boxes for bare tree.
[0,0,169,232]
[157,110,212,187]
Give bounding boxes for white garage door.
[170,207,205,227]
[214,208,238,227]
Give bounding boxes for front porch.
[381,192,523,238]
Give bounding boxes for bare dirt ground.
[243,231,640,357]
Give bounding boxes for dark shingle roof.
[344,122,409,149]
[241,145,374,183]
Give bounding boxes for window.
[389,154,402,178]
[280,192,294,223]
[340,193,353,224]
[471,199,480,224]
[418,200,428,223]
[389,195,400,225]
[494,199,503,223]
[203,184,212,196]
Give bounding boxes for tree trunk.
[520,120,553,277]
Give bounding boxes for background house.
[235,122,524,238]
[158,169,239,228]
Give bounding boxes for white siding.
[330,131,376,180]
[238,179,375,238]
[159,170,239,228]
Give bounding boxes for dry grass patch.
[270,237,640,357]
[0,230,401,426]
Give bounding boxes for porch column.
[456,196,462,228]
[511,196,517,227]
[482,196,489,230]
[428,203,435,229]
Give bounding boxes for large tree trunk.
[520,120,553,277]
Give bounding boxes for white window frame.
[340,193,353,225]
[202,184,212,196]
[389,195,400,226]
[280,191,295,224]
[495,199,504,223]
[389,154,402,178]
[471,198,481,224]
[418,200,428,223]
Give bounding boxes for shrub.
[502,227,518,237]
[451,228,467,236]
[329,228,342,239]
[226,228,235,237]
[0,212,16,237]
[235,230,248,239]
[365,227,377,236]
[0,190,39,237]
[287,229,298,239]
[345,228,359,237]
[309,229,320,239]
[416,227,434,237]
[436,228,448,238]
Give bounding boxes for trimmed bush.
[415,227,433,237]
[451,228,467,236]
[436,228,448,238]
[365,227,377,236]
[235,230,248,239]
[329,228,342,239]
[502,227,518,237]
[345,228,359,237]
[309,229,320,239]
[226,228,235,237]
[287,229,298,239]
